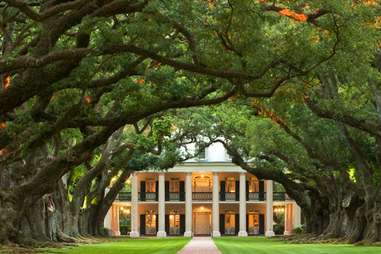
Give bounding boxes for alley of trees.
[1,0,381,246]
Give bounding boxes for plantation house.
[104,142,301,237]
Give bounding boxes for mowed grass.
[45,237,190,254]
[214,237,381,254]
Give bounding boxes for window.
[145,210,156,235]
[226,177,236,193]
[248,212,259,235]
[193,175,211,192]
[225,212,236,235]
[249,177,259,192]
[170,178,179,192]
[146,179,156,192]
[169,212,180,235]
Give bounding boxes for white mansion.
[104,142,301,237]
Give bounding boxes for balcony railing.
[139,192,157,201]
[116,191,131,201]
[133,191,291,202]
[192,192,212,201]
[169,192,180,201]
[225,192,236,201]
[248,192,266,201]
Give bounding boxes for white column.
[293,202,302,228]
[184,173,193,237]
[265,180,275,237]
[238,173,248,237]
[157,173,166,237]
[130,172,139,237]
[212,173,221,237]
[115,205,121,236]
[284,203,292,235]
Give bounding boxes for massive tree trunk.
[1,178,76,244]
[304,190,329,235]
[89,169,132,236]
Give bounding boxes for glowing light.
[200,206,204,211]
[274,206,285,213]
[119,206,130,215]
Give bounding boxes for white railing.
[145,192,157,201]
[225,193,236,201]
[192,192,212,201]
[169,192,180,201]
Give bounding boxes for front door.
[194,212,211,235]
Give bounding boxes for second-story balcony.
[248,192,266,201]
[169,192,180,201]
[166,192,185,201]
[192,192,212,201]
[220,192,237,201]
[133,191,290,202]
[225,192,236,201]
[134,191,290,202]
[139,192,157,201]
[116,191,131,201]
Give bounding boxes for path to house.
[177,237,221,254]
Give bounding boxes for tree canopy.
[0,0,380,245]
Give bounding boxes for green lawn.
[45,237,190,254]
[214,237,381,254]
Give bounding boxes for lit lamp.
[274,206,285,213]
[120,206,131,215]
